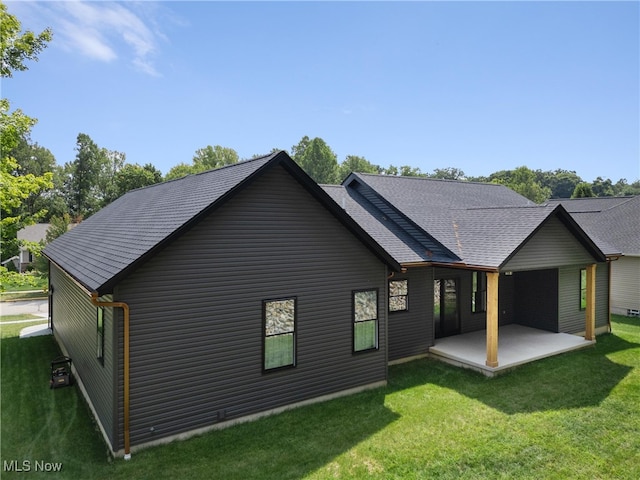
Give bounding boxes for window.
[263,298,296,370]
[96,307,105,364]
[389,279,408,312]
[353,289,378,352]
[472,272,487,313]
[580,268,587,310]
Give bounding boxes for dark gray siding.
[115,165,388,449]
[387,267,433,361]
[558,263,609,333]
[503,215,595,271]
[50,264,117,445]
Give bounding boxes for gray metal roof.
[45,152,401,294]
[548,196,639,255]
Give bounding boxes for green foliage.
[378,165,426,177]
[64,133,106,217]
[591,176,615,197]
[292,136,339,184]
[0,1,52,78]
[572,182,595,198]
[165,162,195,181]
[535,169,583,198]
[1,104,53,257]
[490,166,552,203]
[338,155,380,180]
[428,167,466,180]
[164,145,240,180]
[193,145,239,171]
[114,163,162,197]
[0,266,43,292]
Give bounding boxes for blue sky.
[5,1,639,182]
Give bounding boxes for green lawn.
[1,316,639,479]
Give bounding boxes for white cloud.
[50,1,164,76]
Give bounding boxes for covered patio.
[429,324,596,376]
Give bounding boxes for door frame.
[434,277,460,338]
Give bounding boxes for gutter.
[90,293,131,460]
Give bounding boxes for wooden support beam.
[486,272,499,367]
[585,263,596,341]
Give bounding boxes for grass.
[0,315,46,339]
[1,316,639,479]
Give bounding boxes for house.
[548,196,639,317]
[44,152,608,458]
[323,174,608,368]
[16,223,50,272]
[43,152,400,458]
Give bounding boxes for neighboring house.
[44,152,608,458]
[548,196,640,317]
[16,223,50,272]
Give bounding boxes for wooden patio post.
[585,263,596,341]
[486,271,499,367]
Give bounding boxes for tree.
[114,163,162,196]
[1,4,53,261]
[193,145,239,171]
[338,155,380,180]
[536,169,583,199]
[294,137,339,184]
[591,177,614,197]
[429,167,466,181]
[0,2,52,77]
[379,165,424,177]
[64,133,107,217]
[164,162,194,181]
[8,138,58,219]
[571,182,595,198]
[291,136,311,161]
[491,166,551,203]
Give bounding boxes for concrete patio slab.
[429,324,595,376]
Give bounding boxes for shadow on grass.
[1,336,112,479]
[1,334,400,480]
[389,330,639,415]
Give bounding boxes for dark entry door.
[434,279,460,338]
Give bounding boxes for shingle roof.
[18,224,51,243]
[322,185,456,264]
[548,196,639,255]
[45,152,401,294]
[339,173,605,268]
[449,205,558,267]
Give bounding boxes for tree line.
[2,1,638,268]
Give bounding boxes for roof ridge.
[355,172,503,187]
[122,152,282,194]
[459,204,554,211]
